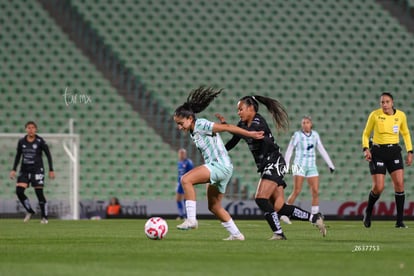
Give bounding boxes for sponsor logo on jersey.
[306,144,314,150]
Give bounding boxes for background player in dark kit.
[10,121,55,224]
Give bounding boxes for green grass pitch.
[0,218,413,276]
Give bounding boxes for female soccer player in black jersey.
[216,96,326,239]
[9,121,55,224]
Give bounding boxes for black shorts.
[369,144,403,175]
[17,171,45,187]
[259,151,287,188]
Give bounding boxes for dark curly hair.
[174,86,223,119]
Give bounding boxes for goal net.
[0,133,80,220]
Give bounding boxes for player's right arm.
[214,113,242,151]
[362,111,375,161]
[10,140,22,179]
[284,132,297,170]
[213,123,264,140]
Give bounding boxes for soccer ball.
[144,217,168,240]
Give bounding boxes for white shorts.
[292,164,319,178]
[204,162,233,193]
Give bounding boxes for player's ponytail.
[174,86,222,118]
[240,95,289,132]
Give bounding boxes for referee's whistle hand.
[406,154,413,166]
[364,151,372,162]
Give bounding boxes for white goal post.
[0,132,80,220]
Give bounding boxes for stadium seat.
[2,0,414,202]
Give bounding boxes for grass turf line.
[0,219,412,276]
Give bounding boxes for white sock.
[185,200,197,221]
[221,219,241,236]
[311,206,319,215]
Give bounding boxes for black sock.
[255,198,282,233]
[395,191,405,223]
[35,189,48,219]
[279,204,311,221]
[16,186,35,214]
[366,191,379,215]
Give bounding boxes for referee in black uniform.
[9,121,55,224]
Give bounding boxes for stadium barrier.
[1,199,413,220]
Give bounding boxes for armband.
[363,147,368,152]
[408,151,413,154]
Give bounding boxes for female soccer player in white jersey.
[173,87,264,240]
[284,116,335,222]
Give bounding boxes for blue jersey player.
[175,148,193,219]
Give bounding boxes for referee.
[362,92,413,228]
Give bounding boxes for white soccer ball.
[144,217,168,240]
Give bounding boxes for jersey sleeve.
[224,120,244,151]
[284,132,297,169]
[399,111,413,152]
[315,132,335,169]
[12,139,22,171]
[41,138,54,171]
[362,111,376,149]
[195,119,214,136]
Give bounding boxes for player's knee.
[311,189,319,197]
[393,181,404,192]
[292,189,301,196]
[16,186,26,198]
[255,198,273,213]
[180,176,189,186]
[207,202,220,213]
[35,189,47,203]
[373,185,385,195]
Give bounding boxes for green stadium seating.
[0,0,178,201]
[1,0,414,203]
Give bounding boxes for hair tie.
[251,96,259,105]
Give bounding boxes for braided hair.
[174,86,223,119]
[239,95,289,132]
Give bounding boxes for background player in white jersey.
[283,116,335,224]
[173,86,264,240]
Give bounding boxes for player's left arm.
[400,112,413,166]
[213,123,264,140]
[42,140,55,179]
[316,134,335,172]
